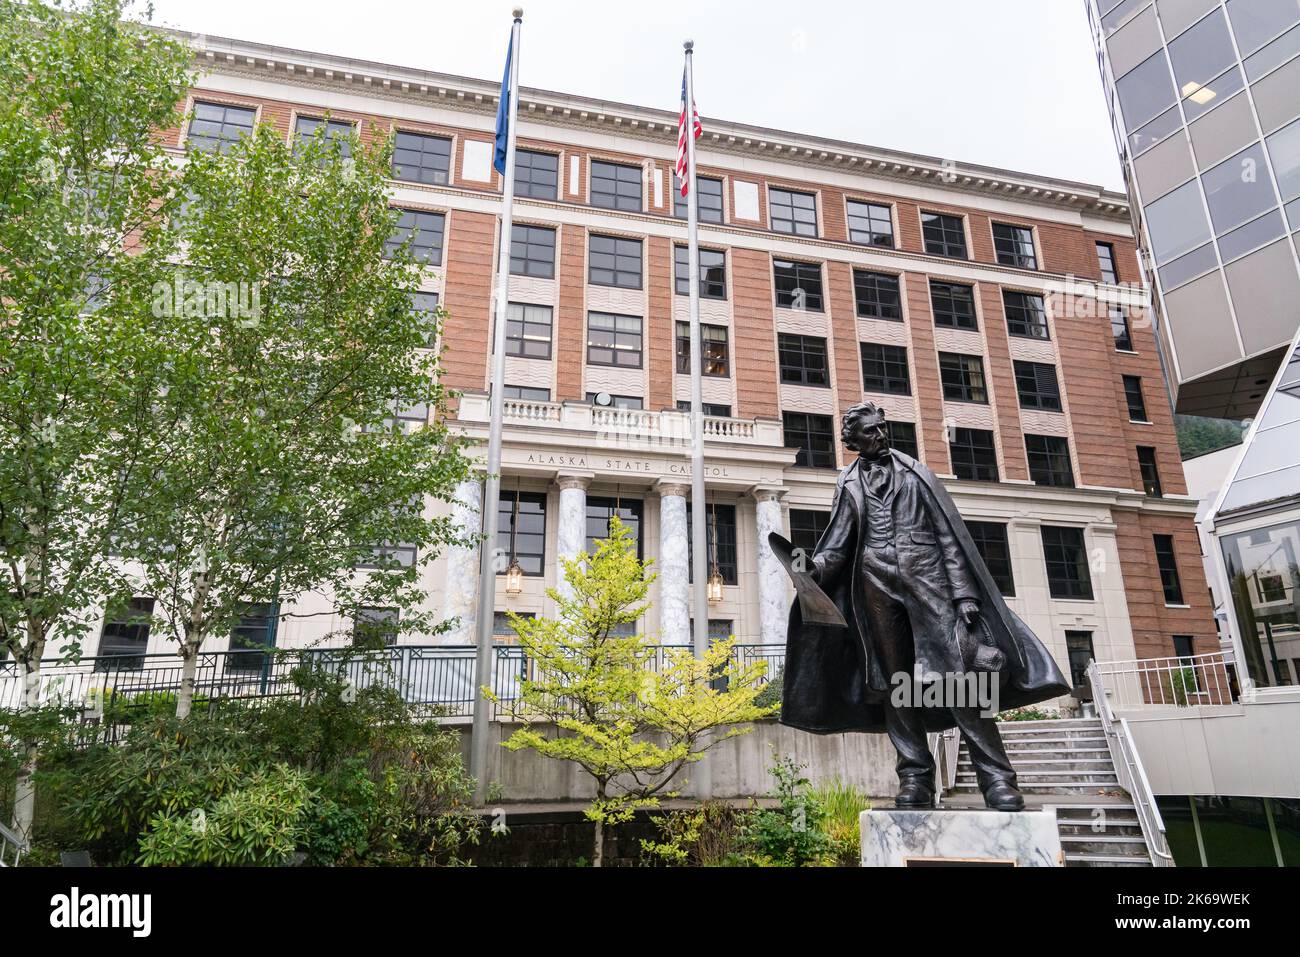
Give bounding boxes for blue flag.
[493,32,512,175]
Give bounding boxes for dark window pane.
[930,280,977,329]
[515,149,559,200]
[510,224,556,278]
[1003,290,1050,339]
[770,188,818,236]
[386,209,445,265]
[676,321,730,376]
[674,246,727,299]
[1097,242,1119,283]
[293,116,354,159]
[773,259,824,311]
[353,607,399,647]
[1041,526,1093,599]
[1138,446,1163,497]
[187,102,255,153]
[853,270,902,320]
[966,521,1015,596]
[392,131,452,185]
[789,508,830,556]
[939,352,988,403]
[498,491,547,576]
[591,160,642,211]
[778,334,829,387]
[589,234,643,288]
[1154,534,1185,604]
[887,421,919,459]
[676,400,731,417]
[1025,434,1075,488]
[228,602,277,671]
[587,392,643,409]
[503,384,551,402]
[847,200,894,247]
[949,428,999,481]
[585,497,643,557]
[1066,630,1095,687]
[504,302,553,359]
[1014,360,1062,411]
[97,597,155,667]
[587,312,643,368]
[1123,375,1149,421]
[783,411,836,468]
[860,343,911,395]
[993,223,1037,269]
[922,211,967,258]
[686,503,737,584]
[674,174,724,222]
[1110,307,1134,350]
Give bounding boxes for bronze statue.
[774,401,1070,811]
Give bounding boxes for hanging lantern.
[505,557,524,595]
[707,567,724,603]
[707,504,724,603]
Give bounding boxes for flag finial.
[684,39,694,52]
[513,7,523,19]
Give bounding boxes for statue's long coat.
[780,451,1070,734]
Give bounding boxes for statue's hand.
[808,559,823,584]
[956,599,980,625]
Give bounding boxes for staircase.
[953,717,1153,866]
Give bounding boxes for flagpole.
[471,7,523,806]
[683,39,711,800]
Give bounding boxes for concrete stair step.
[1057,820,1143,835]
[1059,833,1149,847]
[981,747,1112,758]
[1065,852,1151,867]
[953,783,1127,796]
[960,757,1115,767]
[956,771,1118,783]
[995,719,1102,731]
[999,736,1109,748]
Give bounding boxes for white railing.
[930,726,961,805]
[0,821,26,867]
[1093,652,1235,711]
[501,397,561,423]
[1087,661,1175,867]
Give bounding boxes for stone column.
[440,478,483,645]
[752,486,788,648]
[657,481,691,646]
[554,473,591,600]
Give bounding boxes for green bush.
[997,706,1059,721]
[737,754,834,866]
[754,667,783,714]
[809,780,871,866]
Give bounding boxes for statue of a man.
[779,401,1070,811]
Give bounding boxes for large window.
[353,607,399,648]
[515,149,559,200]
[769,187,818,236]
[510,224,556,278]
[498,491,547,576]
[853,270,902,320]
[588,393,642,410]
[1123,375,1149,422]
[950,428,999,482]
[778,334,829,387]
[505,303,552,359]
[784,412,836,468]
[1154,534,1185,605]
[887,421,919,459]
[386,209,445,265]
[589,234,642,288]
[922,211,967,258]
[187,102,255,153]
[1041,526,1093,600]
[1096,242,1118,283]
[674,246,727,299]
[1003,290,1049,339]
[503,385,550,402]
[1138,446,1163,497]
[228,603,277,671]
[847,200,894,247]
[676,400,731,417]
[966,521,1014,596]
[860,343,910,395]
[1110,307,1134,351]
[773,259,824,311]
[392,130,452,185]
[587,312,643,368]
[789,508,830,556]
[939,352,988,403]
[674,174,724,222]
[293,116,354,159]
[1222,518,1300,689]
[686,503,737,585]
[1025,434,1075,488]
[1065,630,1095,688]
[96,597,155,667]
[676,322,730,376]
[930,280,977,329]
[993,223,1037,269]
[590,160,642,211]
[1014,360,1062,411]
[586,498,643,556]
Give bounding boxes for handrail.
[0,820,27,867]
[1092,651,1234,709]
[1087,661,1175,867]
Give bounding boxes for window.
[930,280,977,329]
[789,509,830,556]
[922,211,967,258]
[510,224,555,278]
[361,536,419,569]
[847,200,894,247]
[1003,290,1049,339]
[949,428,999,482]
[587,312,643,367]
[1154,534,1185,604]
[515,149,559,200]
[939,352,988,403]
[860,343,911,395]
[505,303,552,359]
[187,102,255,153]
[674,246,727,299]
[293,116,354,158]
[967,522,1014,597]
[353,607,398,647]
[887,421,919,459]
[783,412,837,468]
[769,187,818,236]
[590,160,642,211]
[1096,242,1118,283]
[386,209,445,265]
[1110,307,1134,351]
[993,223,1036,269]
[686,503,737,585]
[676,322,730,376]
[588,234,642,288]
[674,174,724,222]
[1065,630,1095,688]
[493,610,535,641]
[1138,446,1163,497]
[1025,434,1075,488]
[96,597,154,668]
[1123,375,1149,421]
[1041,526,1093,600]
[228,603,277,671]
[773,259,824,311]
[391,130,452,185]
[585,498,643,556]
[503,385,551,402]
[1013,361,1062,411]
[853,270,902,320]
[498,491,546,576]
[1223,518,1300,688]
[778,334,829,387]
[409,291,440,348]
[587,393,643,410]
[676,400,731,417]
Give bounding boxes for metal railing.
[0,821,27,867]
[1092,651,1235,711]
[1087,661,1175,867]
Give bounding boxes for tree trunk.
[176,639,199,718]
[11,653,43,841]
[593,817,604,868]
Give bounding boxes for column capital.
[656,479,691,498]
[555,472,593,491]
[749,483,788,503]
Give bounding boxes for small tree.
[492,519,775,867]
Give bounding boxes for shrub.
[809,780,871,866]
[737,753,833,867]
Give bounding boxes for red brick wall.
[440,210,494,406]
[731,247,779,418]
[555,225,586,401]
[647,236,675,410]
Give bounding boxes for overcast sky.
[144,0,1125,191]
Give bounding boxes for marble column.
[752,486,788,648]
[554,474,591,600]
[657,482,691,646]
[440,478,483,645]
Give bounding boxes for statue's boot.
[982,779,1025,812]
[894,776,936,809]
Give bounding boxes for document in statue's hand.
[767,532,848,628]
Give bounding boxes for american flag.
[676,68,701,197]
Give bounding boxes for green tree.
[0,0,193,839]
[492,518,775,866]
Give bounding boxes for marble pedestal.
[860,809,1063,867]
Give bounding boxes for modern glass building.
[1087,0,1300,418]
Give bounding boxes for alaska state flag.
[493,33,513,175]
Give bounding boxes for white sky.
[144,0,1125,191]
